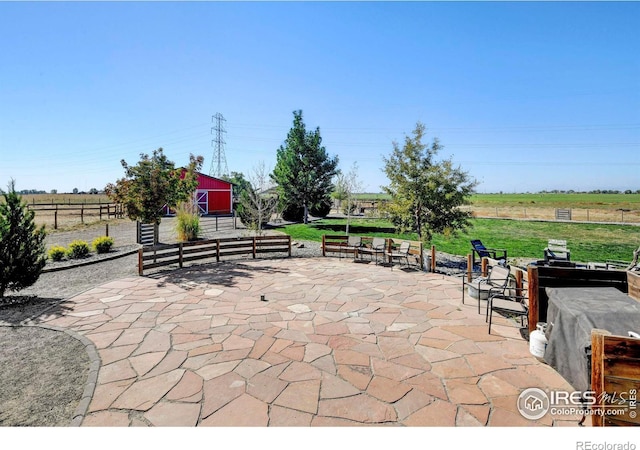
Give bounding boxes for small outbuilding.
[164,172,234,216]
[192,172,234,215]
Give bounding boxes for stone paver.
[38,257,580,427]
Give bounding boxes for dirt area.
[0,325,89,426]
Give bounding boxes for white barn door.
[195,190,208,215]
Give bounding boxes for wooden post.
[54,209,58,230]
[99,206,102,221]
[179,243,183,268]
[252,237,257,259]
[527,265,539,334]
[216,239,220,263]
[481,257,488,277]
[467,254,473,282]
[515,269,523,297]
[590,330,605,426]
[288,236,292,257]
[430,245,436,272]
[105,223,109,237]
[322,235,326,257]
[81,205,84,223]
[138,248,144,276]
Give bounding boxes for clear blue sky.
[1,1,638,194]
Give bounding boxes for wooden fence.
[138,235,292,275]
[28,203,124,229]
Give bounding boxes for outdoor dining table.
[543,286,640,392]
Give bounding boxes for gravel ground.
[0,218,471,426]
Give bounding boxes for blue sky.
[1,1,638,194]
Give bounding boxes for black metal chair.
[341,235,363,260]
[462,264,512,314]
[358,237,386,265]
[386,241,411,270]
[487,291,529,335]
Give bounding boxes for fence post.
[253,237,256,259]
[138,248,144,276]
[288,236,292,257]
[430,245,436,272]
[481,257,488,277]
[322,235,326,257]
[81,205,84,224]
[216,216,219,231]
[54,208,58,230]
[515,269,523,297]
[467,254,473,282]
[216,239,220,263]
[179,243,183,268]
[105,223,109,237]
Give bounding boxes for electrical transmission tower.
[209,113,228,178]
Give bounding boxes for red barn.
[164,172,234,216]
[192,172,234,215]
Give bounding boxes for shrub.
[175,202,200,241]
[48,246,67,262]
[92,236,114,254]
[66,240,90,259]
[310,200,332,218]
[0,181,47,298]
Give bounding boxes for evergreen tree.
[0,180,47,298]
[382,122,477,243]
[271,110,339,224]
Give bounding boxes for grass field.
[22,193,112,205]
[276,218,640,264]
[469,193,640,210]
[351,193,640,223]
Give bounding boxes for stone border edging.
[0,323,101,427]
[42,247,140,273]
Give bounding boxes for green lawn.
[275,218,640,264]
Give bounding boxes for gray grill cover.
[543,286,640,392]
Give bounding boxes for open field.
[21,193,112,205]
[349,193,640,224]
[276,218,640,264]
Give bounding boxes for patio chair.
[462,264,512,314]
[341,235,363,260]
[487,290,528,334]
[386,241,411,270]
[544,239,570,262]
[470,239,507,267]
[358,237,386,265]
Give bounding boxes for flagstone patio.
[38,257,583,426]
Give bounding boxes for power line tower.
[209,113,228,178]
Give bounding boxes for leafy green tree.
[0,180,47,298]
[271,110,339,224]
[105,148,204,225]
[382,122,477,243]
